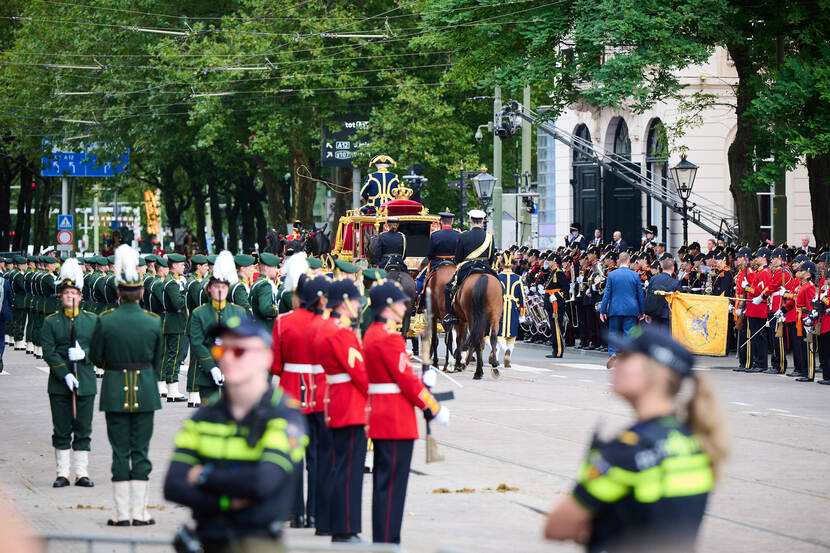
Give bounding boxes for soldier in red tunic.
[363,281,450,544]
[314,279,367,543]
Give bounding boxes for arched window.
[573,124,593,164]
[613,119,631,160]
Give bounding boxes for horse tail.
[464,275,489,351]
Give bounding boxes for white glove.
[728,304,734,313]
[177,278,186,291]
[434,405,450,426]
[742,278,750,289]
[569,283,576,295]
[64,373,79,392]
[643,279,650,289]
[210,367,224,386]
[772,287,786,297]
[67,341,85,361]
[519,315,526,324]
[734,309,742,317]
[536,285,544,294]
[422,368,437,388]
[751,295,763,305]
[775,309,785,322]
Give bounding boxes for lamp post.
[472,171,498,231]
[670,154,698,246]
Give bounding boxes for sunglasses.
[210,344,266,360]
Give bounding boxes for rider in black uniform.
[444,209,496,319]
[374,217,406,270]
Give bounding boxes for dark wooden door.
[573,163,601,239]
[603,162,642,246]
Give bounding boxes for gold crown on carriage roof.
[390,185,414,201]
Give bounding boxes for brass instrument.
[521,286,552,338]
[704,269,714,295]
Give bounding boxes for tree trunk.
[240,178,256,253]
[726,43,762,246]
[32,176,54,253]
[209,180,224,251]
[194,182,207,252]
[290,140,315,226]
[0,155,14,251]
[254,155,286,233]
[807,153,830,248]
[14,161,34,252]
[161,165,181,230]
[226,189,239,254]
[253,185,267,251]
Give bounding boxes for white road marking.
[501,364,550,374]
[768,408,790,413]
[578,379,593,383]
[555,363,608,371]
[778,413,808,420]
[731,401,752,406]
[548,374,567,379]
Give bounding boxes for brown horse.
[454,272,503,379]
[425,263,457,371]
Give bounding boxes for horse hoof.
[473,371,483,380]
[504,360,511,368]
[491,368,500,378]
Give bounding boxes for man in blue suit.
[645,257,680,328]
[600,252,644,361]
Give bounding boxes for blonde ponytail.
[686,374,729,481]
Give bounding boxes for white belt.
[369,383,400,394]
[327,373,352,384]
[312,364,325,375]
[283,363,313,374]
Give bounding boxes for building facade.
[538,47,814,250]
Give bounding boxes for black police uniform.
[164,386,308,553]
[426,228,460,264]
[446,227,496,315]
[374,231,406,269]
[573,415,714,553]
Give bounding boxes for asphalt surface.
[0,339,828,553]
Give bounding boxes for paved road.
[0,341,828,553]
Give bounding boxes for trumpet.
[521,287,552,338]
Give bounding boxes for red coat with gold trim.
[271,307,318,414]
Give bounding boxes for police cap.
[208,314,271,347]
[606,325,695,377]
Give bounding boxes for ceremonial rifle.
[70,298,77,420]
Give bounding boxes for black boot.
[53,476,70,488]
[288,515,303,528]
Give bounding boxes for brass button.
[136,370,140,375]
[123,386,128,391]
[123,403,129,408]
[134,386,139,391]
[133,403,139,408]
[123,369,127,374]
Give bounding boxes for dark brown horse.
[454,272,503,379]
[385,266,419,356]
[425,263,457,371]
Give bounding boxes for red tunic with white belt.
[745,266,771,319]
[363,321,440,440]
[303,311,329,414]
[313,315,368,428]
[271,307,318,414]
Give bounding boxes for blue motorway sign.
[57,214,74,230]
[41,140,129,177]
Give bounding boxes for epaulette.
[100,308,117,317]
[143,309,161,318]
[81,309,97,316]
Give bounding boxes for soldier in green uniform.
[160,253,188,402]
[23,256,37,354]
[36,256,60,359]
[141,254,157,310]
[89,245,163,527]
[89,257,109,314]
[149,257,169,394]
[42,258,98,489]
[186,250,247,405]
[11,256,27,349]
[249,252,280,331]
[184,254,209,406]
[231,254,255,311]
[103,255,120,313]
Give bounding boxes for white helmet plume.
[211,250,238,285]
[282,252,309,292]
[58,257,85,291]
[114,244,139,285]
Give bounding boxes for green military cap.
[42,256,58,264]
[137,256,147,267]
[145,254,157,263]
[258,252,280,267]
[234,254,256,267]
[155,256,169,268]
[26,255,37,262]
[363,268,387,280]
[334,258,359,274]
[307,257,323,269]
[107,255,115,264]
[14,255,27,264]
[76,257,86,265]
[207,254,217,265]
[167,253,186,263]
[59,256,69,263]
[190,254,209,265]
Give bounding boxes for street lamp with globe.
[670,154,698,246]
[472,171,498,231]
